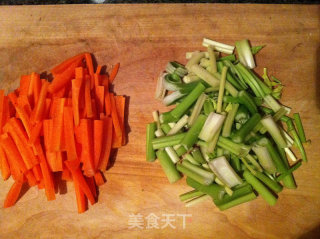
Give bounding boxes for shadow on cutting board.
[298,224,320,239]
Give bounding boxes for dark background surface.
[0,0,319,5]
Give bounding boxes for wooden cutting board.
[0,4,319,239]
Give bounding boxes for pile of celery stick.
[146,38,308,210]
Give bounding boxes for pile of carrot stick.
[0,53,126,213]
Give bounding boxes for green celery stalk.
[156,149,182,183]
[218,192,256,211]
[243,170,277,206]
[152,132,186,149]
[179,190,205,202]
[146,122,157,162]
[186,177,224,200]
[293,113,307,143]
[191,148,206,164]
[231,113,261,143]
[222,103,239,137]
[254,171,283,193]
[181,114,207,149]
[177,163,213,185]
[171,83,206,120]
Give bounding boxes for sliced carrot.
[95,65,102,75]
[4,180,24,208]
[93,120,104,170]
[44,98,51,119]
[108,63,120,83]
[51,52,86,76]
[75,67,84,79]
[28,121,43,145]
[73,174,87,213]
[104,92,112,117]
[17,95,32,117]
[109,93,122,139]
[54,152,64,172]
[32,164,42,181]
[91,98,98,119]
[8,92,32,137]
[72,78,83,126]
[3,120,37,169]
[0,146,10,180]
[48,57,83,94]
[84,76,93,118]
[26,170,37,187]
[115,95,126,146]
[94,74,101,89]
[35,142,55,200]
[63,107,77,161]
[85,176,97,199]
[31,72,41,106]
[62,164,72,182]
[79,119,95,177]
[94,171,105,186]
[0,133,27,174]
[46,152,58,172]
[19,75,31,96]
[38,179,45,189]
[50,98,65,151]
[33,81,49,122]
[52,85,66,98]
[95,86,105,116]
[85,53,95,88]
[65,159,95,205]
[98,117,113,171]
[43,119,53,151]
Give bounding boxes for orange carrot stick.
[73,174,87,213]
[95,65,102,75]
[63,107,77,161]
[115,95,126,146]
[72,78,83,126]
[94,74,101,89]
[93,120,104,170]
[48,57,83,94]
[25,170,37,187]
[28,121,43,145]
[108,63,120,83]
[85,53,95,88]
[62,164,72,182]
[3,121,37,169]
[8,92,32,137]
[65,159,95,205]
[98,117,113,171]
[95,86,105,115]
[104,92,111,117]
[54,152,64,172]
[33,81,49,122]
[17,95,32,117]
[51,52,86,75]
[0,146,10,180]
[35,142,55,200]
[84,76,93,118]
[19,75,31,96]
[85,176,97,199]
[31,72,41,106]
[94,171,105,186]
[32,164,42,182]
[0,133,27,174]
[38,179,45,189]
[51,98,65,151]
[79,119,95,177]
[4,180,24,208]
[109,93,122,139]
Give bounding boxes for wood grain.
[0,4,319,239]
